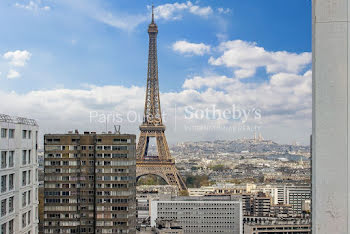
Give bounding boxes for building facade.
[150,195,242,234]
[312,0,350,232]
[0,114,39,234]
[286,186,310,215]
[43,132,136,234]
[244,221,311,234]
[137,185,178,228]
[242,192,272,217]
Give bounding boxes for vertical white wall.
[313,0,349,233]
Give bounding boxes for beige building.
[242,192,271,217]
[43,131,136,234]
[270,204,293,218]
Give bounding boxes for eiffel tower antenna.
[136,6,187,191]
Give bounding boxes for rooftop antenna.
[105,117,108,132]
[114,125,121,134]
[151,3,155,23]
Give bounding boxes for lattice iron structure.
[136,6,187,191]
[0,113,38,126]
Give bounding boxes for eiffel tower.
[136,6,187,191]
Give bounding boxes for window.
[28,131,31,139]
[28,190,31,205]
[9,196,14,213]
[22,192,26,207]
[22,130,27,139]
[9,151,14,167]
[22,150,26,165]
[28,171,31,185]
[1,223,6,234]
[9,219,14,234]
[28,210,31,225]
[1,175,7,193]
[1,199,6,216]
[112,145,128,151]
[28,150,31,164]
[9,129,14,139]
[22,171,27,186]
[1,128,7,138]
[9,174,14,191]
[22,213,26,228]
[1,151,6,169]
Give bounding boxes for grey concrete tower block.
[312,0,350,233]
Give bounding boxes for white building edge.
[0,114,39,234]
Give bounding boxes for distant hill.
[171,139,310,155]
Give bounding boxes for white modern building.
[150,195,242,234]
[0,114,39,234]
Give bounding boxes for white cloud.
[7,69,21,79]
[209,40,311,78]
[15,1,50,11]
[172,40,211,56]
[217,8,231,14]
[93,11,148,31]
[3,50,32,67]
[0,70,311,144]
[57,0,147,31]
[57,1,217,31]
[154,1,213,20]
[0,40,311,144]
[182,75,237,90]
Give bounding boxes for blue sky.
[0,0,312,145]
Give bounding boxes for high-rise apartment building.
[150,195,242,234]
[43,131,136,234]
[0,114,39,234]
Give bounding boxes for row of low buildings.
[135,185,311,234]
[0,114,311,234]
[187,183,311,216]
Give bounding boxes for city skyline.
[0,1,312,145]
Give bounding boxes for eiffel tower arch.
[136,6,187,191]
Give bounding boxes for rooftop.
[0,114,38,126]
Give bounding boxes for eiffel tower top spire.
[148,4,158,33]
[143,3,162,126]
